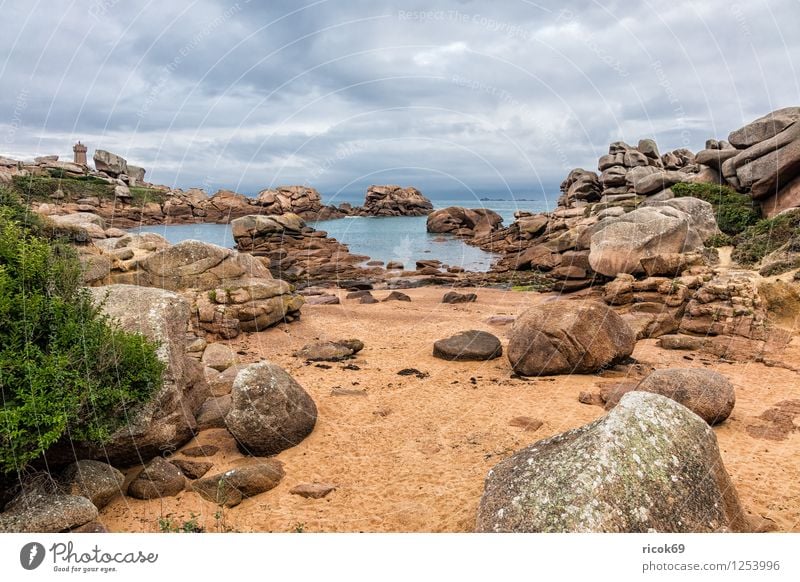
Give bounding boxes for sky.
[1,0,798,202]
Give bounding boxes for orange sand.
[99,287,800,533]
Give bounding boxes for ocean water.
[131,197,553,272]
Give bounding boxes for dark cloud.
[1,0,798,198]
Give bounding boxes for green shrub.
[731,209,800,266]
[705,233,733,248]
[0,193,164,474]
[672,182,760,236]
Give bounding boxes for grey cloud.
[1,0,798,198]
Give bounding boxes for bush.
[672,182,760,236]
[731,209,800,266]
[0,193,164,474]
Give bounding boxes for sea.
[132,195,554,272]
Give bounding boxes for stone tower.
[73,141,87,165]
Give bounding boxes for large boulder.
[476,391,749,532]
[588,206,703,276]
[426,207,503,237]
[86,285,205,465]
[633,368,736,425]
[255,186,323,219]
[93,150,128,177]
[361,185,433,217]
[225,362,317,456]
[136,239,272,291]
[507,301,635,376]
[650,197,719,242]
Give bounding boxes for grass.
[731,209,800,267]
[672,182,760,236]
[10,174,166,207]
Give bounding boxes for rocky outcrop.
[507,301,635,376]
[426,207,503,237]
[225,362,318,456]
[105,239,304,338]
[358,185,433,217]
[722,108,800,217]
[476,391,749,532]
[255,185,324,219]
[231,213,381,283]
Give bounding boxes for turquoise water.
[131,198,553,272]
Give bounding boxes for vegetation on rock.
[672,182,760,236]
[10,174,165,206]
[731,209,800,266]
[0,189,164,474]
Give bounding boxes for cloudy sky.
[1,0,798,202]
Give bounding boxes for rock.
[386,261,404,270]
[305,294,340,305]
[225,362,317,456]
[486,315,515,326]
[442,291,477,304]
[170,459,213,480]
[507,417,544,431]
[127,165,146,184]
[86,285,204,465]
[728,106,800,148]
[293,339,364,361]
[361,185,433,217]
[637,138,660,159]
[633,368,735,425]
[59,460,124,509]
[652,197,719,241]
[632,170,687,195]
[201,342,237,371]
[127,457,186,500]
[181,445,219,458]
[192,460,284,507]
[359,293,378,304]
[93,150,128,177]
[79,253,111,283]
[476,392,749,532]
[516,245,561,271]
[657,334,705,350]
[195,395,232,430]
[507,301,635,376]
[0,494,98,533]
[289,482,337,499]
[588,206,703,277]
[426,207,503,237]
[433,330,503,361]
[516,214,549,235]
[382,291,411,302]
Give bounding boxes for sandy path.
[100,287,800,533]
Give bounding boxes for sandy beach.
[98,286,800,533]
